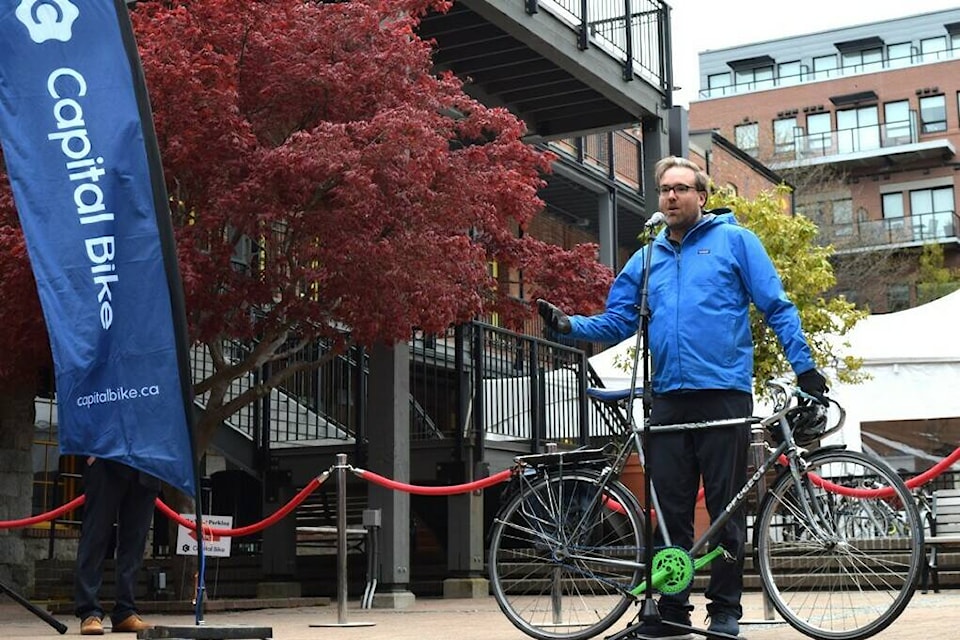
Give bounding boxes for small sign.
[176,514,233,557]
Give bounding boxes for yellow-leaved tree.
[707,186,867,396]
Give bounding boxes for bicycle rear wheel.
[489,470,644,640]
[755,448,923,640]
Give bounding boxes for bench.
[922,488,960,593]
[295,488,371,554]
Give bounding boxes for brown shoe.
[80,616,104,635]
[111,614,152,633]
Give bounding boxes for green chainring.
[651,546,695,594]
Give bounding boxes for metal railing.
[701,47,960,100]
[817,211,960,251]
[783,113,922,163]
[189,321,619,464]
[531,0,670,92]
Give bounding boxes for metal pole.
[309,454,374,628]
[751,424,777,621]
[336,453,348,624]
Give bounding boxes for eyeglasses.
[657,184,698,195]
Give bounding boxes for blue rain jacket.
[569,210,815,394]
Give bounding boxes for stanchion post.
[309,455,375,628]
[751,424,777,621]
[336,452,349,624]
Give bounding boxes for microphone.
[645,211,666,228]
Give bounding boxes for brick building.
[689,8,960,312]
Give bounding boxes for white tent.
[830,289,960,466]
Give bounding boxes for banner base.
[141,625,272,639]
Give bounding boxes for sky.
[668,1,960,107]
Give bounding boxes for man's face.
[658,166,706,239]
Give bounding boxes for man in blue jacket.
[538,156,827,640]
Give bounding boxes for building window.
[886,283,911,313]
[806,112,832,154]
[813,54,838,80]
[919,95,946,133]
[910,186,955,241]
[836,105,879,153]
[887,42,912,68]
[920,36,947,63]
[707,72,732,97]
[882,192,905,220]
[777,61,801,86]
[773,117,798,155]
[883,100,912,145]
[735,65,773,91]
[832,198,853,237]
[841,47,882,73]
[734,122,759,156]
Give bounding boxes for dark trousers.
[645,390,752,620]
[74,459,159,623]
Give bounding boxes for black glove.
[797,368,828,404]
[537,299,571,335]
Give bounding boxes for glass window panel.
[884,100,911,143]
[887,42,911,68]
[707,73,732,96]
[735,122,759,155]
[841,50,860,70]
[921,36,947,62]
[778,61,800,86]
[754,65,774,89]
[773,117,797,154]
[813,54,837,80]
[806,112,831,153]
[920,95,946,133]
[862,47,883,71]
[882,192,904,218]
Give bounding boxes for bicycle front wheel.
[755,448,923,640]
[489,470,644,640]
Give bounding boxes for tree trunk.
[0,389,38,594]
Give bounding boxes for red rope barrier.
[6,446,960,533]
[356,468,512,495]
[0,495,86,529]
[154,474,325,537]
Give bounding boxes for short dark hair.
[654,156,708,192]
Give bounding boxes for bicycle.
[488,379,924,640]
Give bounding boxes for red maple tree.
[0,0,612,448]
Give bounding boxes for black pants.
[74,459,159,624]
[644,389,752,621]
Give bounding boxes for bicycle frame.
[515,379,844,591]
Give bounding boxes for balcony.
[699,47,960,101]
[816,211,960,253]
[420,0,670,141]
[769,114,956,171]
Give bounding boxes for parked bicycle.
[488,379,923,640]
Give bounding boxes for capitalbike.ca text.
[76,384,161,408]
[46,67,119,331]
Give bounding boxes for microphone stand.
[633,221,661,633]
[610,218,734,640]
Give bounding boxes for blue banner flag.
[0,0,196,495]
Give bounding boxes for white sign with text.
[175,514,233,558]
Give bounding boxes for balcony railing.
[551,129,643,189]
[700,47,960,100]
[816,211,960,251]
[536,0,670,91]
[778,114,920,163]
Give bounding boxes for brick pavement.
[4,590,958,640]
